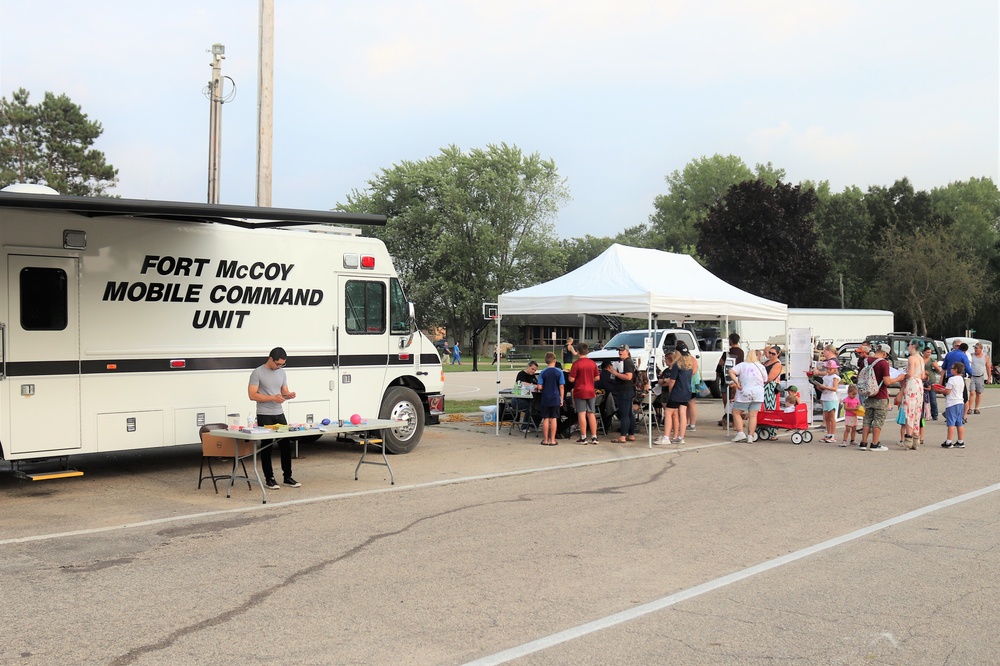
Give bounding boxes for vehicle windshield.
[603,331,659,350]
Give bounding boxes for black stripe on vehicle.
[7,354,431,377]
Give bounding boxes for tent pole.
[648,308,653,449]
[495,312,502,436]
[725,315,730,436]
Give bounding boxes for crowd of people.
[505,334,991,451]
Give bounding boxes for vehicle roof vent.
[1,183,60,195]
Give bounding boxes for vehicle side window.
[389,278,409,335]
[21,267,68,331]
[893,339,907,360]
[345,280,385,335]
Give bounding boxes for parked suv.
[865,332,939,370]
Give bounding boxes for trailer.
[737,308,895,352]
[0,190,444,468]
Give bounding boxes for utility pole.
[206,43,225,204]
[256,0,274,207]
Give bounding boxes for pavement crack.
[108,497,526,665]
[559,458,676,495]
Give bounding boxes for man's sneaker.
[265,478,280,490]
[941,440,953,449]
[732,431,748,442]
[283,477,301,488]
[858,443,869,451]
[687,424,696,431]
[576,437,589,444]
[954,441,966,449]
[591,437,599,445]
[870,444,889,451]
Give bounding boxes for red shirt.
[861,356,892,400]
[569,356,600,399]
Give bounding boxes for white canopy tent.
[496,244,788,446]
[499,243,787,321]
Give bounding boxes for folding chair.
[507,397,539,438]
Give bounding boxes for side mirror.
[398,302,416,349]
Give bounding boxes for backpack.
[856,358,885,398]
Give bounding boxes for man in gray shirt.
[248,347,299,489]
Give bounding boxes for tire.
[378,386,425,454]
[755,427,768,440]
[707,379,721,399]
[791,432,803,445]
[802,431,814,443]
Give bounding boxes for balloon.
[350,413,362,425]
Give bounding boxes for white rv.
[0,191,445,469]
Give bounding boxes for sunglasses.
[274,360,286,367]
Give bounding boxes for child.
[816,360,840,443]
[784,385,800,410]
[936,362,966,449]
[841,384,861,447]
[538,351,565,446]
[894,388,907,447]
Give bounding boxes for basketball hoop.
[482,302,500,321]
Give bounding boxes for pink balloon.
[350,413,362,425]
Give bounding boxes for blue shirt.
[942,350,972,378]
[668,363,692,404]
[539,366,565,407]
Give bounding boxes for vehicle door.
[338,275,389,416]
[6,255,81,454]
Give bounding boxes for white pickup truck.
[587,329,725,398]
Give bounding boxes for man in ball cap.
[858,343,902,451]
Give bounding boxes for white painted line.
[0,440,729,546]
[463,480,1000,665]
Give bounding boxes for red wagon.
[756,403,813,444]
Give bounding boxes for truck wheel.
[707,379,721,399]
[379,386,424,454]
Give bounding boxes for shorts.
[972,375,985,393]
[541,405,560,419]
[665,399,690,410]
[944,404,964,427]
[822,400,838,412]
[964,377,971,401]
[733,401,762,413]
[844,414,858,427]
[574,397,596,413]
[862,399,888,430]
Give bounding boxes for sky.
[1,1,997,238]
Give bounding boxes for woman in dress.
[762,345,783,411]
[900,339,926,449]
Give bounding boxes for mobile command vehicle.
[0,190,444,473]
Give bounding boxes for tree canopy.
[0,88,117,196]
[696,178,830,307]
[649,154,785,254]
[339,143,569,346]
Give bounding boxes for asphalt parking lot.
[2,394,998,665]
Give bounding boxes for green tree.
[340,143,569,347]
[649,154,785,255]
[560,235,617,272]
[875,227,984,335]
[696,179,831,307]
[812,184,877,307]
[0,88,117,196]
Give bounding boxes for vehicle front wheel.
[707,379,721,399]
[379,386,425,454]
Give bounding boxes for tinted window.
[389,278,409,335]
[21,267,68,331]
[345,280,385,335]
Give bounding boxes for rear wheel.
[802,431,814,443]
[379,386,425,454]
[707,379,722,399]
